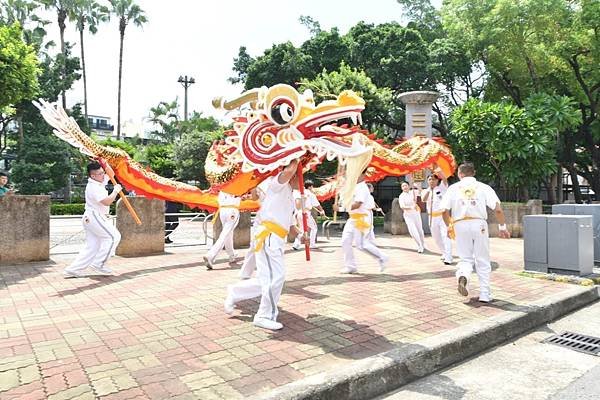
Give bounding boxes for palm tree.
[108,0,147,140]
[40,0,77,109]
[69,0,109,123]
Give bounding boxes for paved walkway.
[0,234,585,399]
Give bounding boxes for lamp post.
[178,75,195,121]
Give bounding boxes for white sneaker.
[224,296,235,315]
[90,265,113,275]
[253,318,283,330]
[203,256,215,270]
[229,254,238,263]
[379,255,389,272]
[479,293,492,303]
[63,270,85,278]
[457,276,469,297]
[340,266,357,274]
[292,245,300,251]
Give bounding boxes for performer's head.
[304,180,314,190]
[457,162,476,180]
[427,174,440,188]
[0,171,7,187]
[87,161,105,183]
[401,181,410,192]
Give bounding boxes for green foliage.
[51,202,84,214]
[244,42,313,90]
[449,93,580,190]
[173,129,224,188]
[98,137,136,156]
[140,143,175,178]
[0,23,40,110]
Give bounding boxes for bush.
[51,203,85,215]
[51,203,116,215]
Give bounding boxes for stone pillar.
[383,198,409,235]
[398,91,440,184]
[116,197,164,256]
[212,211,251,248]
[0,195,50,265]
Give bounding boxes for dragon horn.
[212,88,261,110]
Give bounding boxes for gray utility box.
[524,215,594,276]
[552,204,600,264]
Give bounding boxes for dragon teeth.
[358,114,362,125]
[350,115,357,125]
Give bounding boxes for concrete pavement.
[378,299,600,400]
[0,234,597,399]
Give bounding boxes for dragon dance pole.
[98,158,142,225]
[296,162,311,261]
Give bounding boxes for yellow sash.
[350,213,370,233]
[212,204,240,225]
[447,216,484,239]
[254,221,288,252]
[430,210,444,217]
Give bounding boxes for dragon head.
[209,84,372,197]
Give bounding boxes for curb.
[251,286,600,400]
[517,271,600,286]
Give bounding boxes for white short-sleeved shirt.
[364,194,376,210]
[440,176,501,220]
[85,178,110,215]
[293,189,321,212]
[218,191,241,207]
[422,181,448,213]
[398,190,419,214]
[256,177,273,203]
[256,172,295,230]
[349,181,370,214]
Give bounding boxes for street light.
[178,75,195,121]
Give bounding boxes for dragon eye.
[270,100,295,125]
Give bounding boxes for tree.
[0,0,50,49]
[148,99,180,142]
[300,27,351,75]
[140,143,175,178]
[39,0,76,109]
[69,0,109,122]
[449,94,580,200]
[173,129,223,188]
[0,23,39,157]
[442,0,600,202]
[108,0,147,140]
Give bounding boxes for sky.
[44,0,435,129]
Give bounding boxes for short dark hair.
[87,161,102,176]
[428,174,440,181]
[458,162,476,176]
[304,180,314,189]
[0,171,7,177]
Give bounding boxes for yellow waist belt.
[254,221,288,252]
[452,216,484,224]
[447,216,484,239]
[212,204,240,224]
[429,210,444,218]
[349,213,370,233]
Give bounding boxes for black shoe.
[443,261,452,265]
[165,238,173,244]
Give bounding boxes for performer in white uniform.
[341,172,388,273]
[64,161,122,278]
[224,160,302,330]
[292,180,325,250]
[239,177,272,279]
[440,162,510,302]
[398,182,426,253]
[204,191,241,270]
[421,173,453,264]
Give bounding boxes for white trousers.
[228,233,286,322]
[240,223,258,279]
[342,218,386,269]
[430,215,453,262]
[65,210,121,273]
[355,211,375,246]
[403,211,425,250]
[454,219,491,297]
[207,208,240,262]
[293,213,317,248]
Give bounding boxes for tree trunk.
[79,25,88,124]
[58,9,67,110]
[545,177,556,204]
[17,113,23,149]
[117,21,125,140]
[565,164,582,203]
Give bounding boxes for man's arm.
[100,184,122,206]
[421,188,431,202]
[350,201,363,210]
[278,159,299,184]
